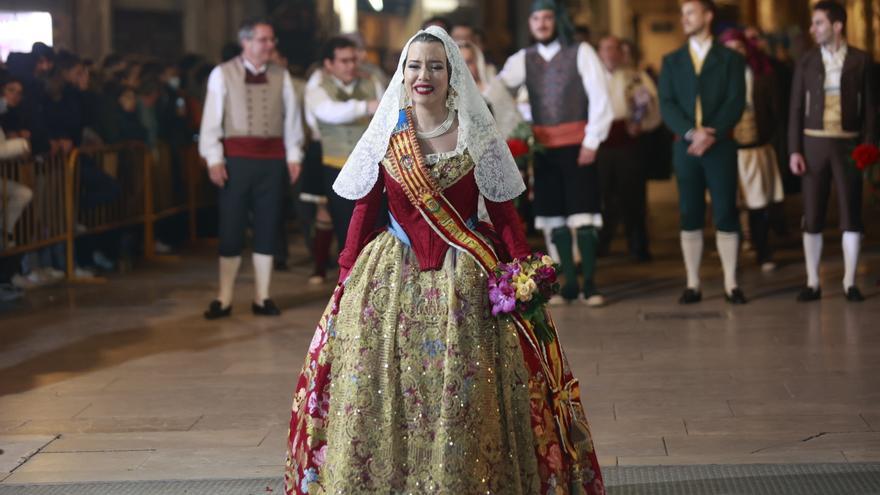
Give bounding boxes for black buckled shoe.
[796,286,821,302]
[204,300,232,320]
[725,287,748,305]
[678,288,702,304]
[252,298,281,316]
[845,287,865,303]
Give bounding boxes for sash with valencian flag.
[386,107,598,487]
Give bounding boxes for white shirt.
[304,70,386,141]
[820,43,847,94]
[605,68,631,120]
[199,57,304,167]
[689,35,712,65]
[498,40,613,150]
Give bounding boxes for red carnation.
[507,138,529,158]
[852,143,880,171]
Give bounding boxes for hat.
[529,0,575,45]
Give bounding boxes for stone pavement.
[0,181,878,485]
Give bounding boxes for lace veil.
[332,26,525,203]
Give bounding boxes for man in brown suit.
[789,1,876,303]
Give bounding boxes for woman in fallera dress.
[284,27,605,495]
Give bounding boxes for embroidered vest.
[525,44,589,128]
[220,58,285,139]
[318,77,378,168]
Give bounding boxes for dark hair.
[110,83,135,101]
[620,39,641,64]
[139,61,163,81]
[472,27,485,43]
[194,62,214,86]
[31,41,55,61]
[321,36,358,63]
[421,16,452,32]
[813,0,847,31]
[410,32,444,45]
[5,52,36,79]
[102,53,123,70]
[238,17,274,42]
[682,0,716,16]
[451,21,474,32]
[54,52,82,74]
[220,41,242,62]
[405,33,451,79]
[1,75,22,89]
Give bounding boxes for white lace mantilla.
[332,26,525,203]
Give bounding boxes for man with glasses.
[199,17,305,319]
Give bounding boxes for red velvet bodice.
[338,152,529,278]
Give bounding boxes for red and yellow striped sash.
[386,107,589,462]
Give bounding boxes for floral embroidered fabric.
[384,147,475,191]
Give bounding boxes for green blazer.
[658,41,746,140]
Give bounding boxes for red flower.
[852,143,880,171]
[507,138,529,158]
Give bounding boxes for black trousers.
[597,144,649,255]
[322,165,355,250]
[218,157,288,257]
[802,135,863,233]
[533,145,602,218]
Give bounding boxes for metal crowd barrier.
[0,152,69,257]
[1,141,215,280]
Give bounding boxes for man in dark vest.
[199,18,305,319]
[303,36,383,270]
[659,0,747,305]
[789,1,876,302]
[499,0,612,307]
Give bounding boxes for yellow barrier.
[2,141,215,281]
[0,152,69,257]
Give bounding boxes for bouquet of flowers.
[506,121,545,160]
[488,253,561,343]
[851,143,880,202]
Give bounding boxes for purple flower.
[488,275,517,315]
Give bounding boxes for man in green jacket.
[659,0,747,304]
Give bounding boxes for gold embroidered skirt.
[285,232,605,494]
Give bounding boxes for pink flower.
[307,391,330,419]
[308,329,324,354]
[313,444,328,467]
[546,443,564,472]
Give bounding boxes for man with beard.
[789,1,876,302]
[498,0,612,307]
[658,0,747,304]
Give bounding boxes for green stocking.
[551,227,579,300]
[577,226,599,296]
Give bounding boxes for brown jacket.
[788,45,877,154]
